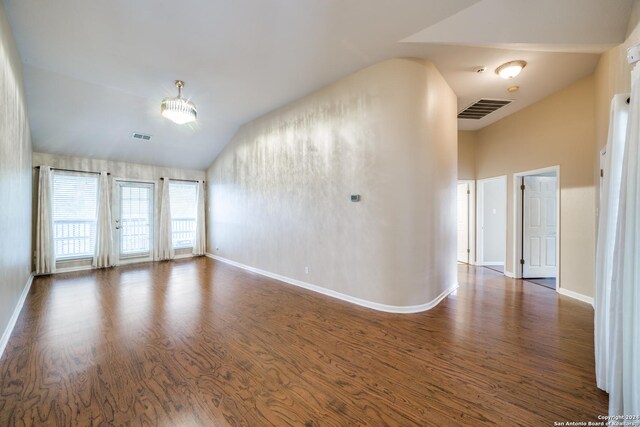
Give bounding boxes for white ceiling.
[4,0,633,169]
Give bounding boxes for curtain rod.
[160,177,204,183]
[34,166,110,176]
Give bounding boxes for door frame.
[457,180,476,265]
[513,166,560,290]
[476,175,507,267]
[112,178,157,265]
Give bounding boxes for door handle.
[115,226,121,229]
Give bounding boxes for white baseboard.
[516,275,593,307]
[504,270,515,278]
[46,254,203,275]
[51,264,95,274]
[205,253,457,314]
[0,273,34,360]
[173,254,202,259]
[557,288,594,307]
[479,262,505,266]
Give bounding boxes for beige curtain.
[192,181,206,256]
[158,178,174,260]
[35,166,55,274]
[93,172,113,268]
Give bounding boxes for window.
[169,181,197,249]
[52,172,99,260]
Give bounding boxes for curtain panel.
[93,172,114,268]
[158,177,174,260]
[35,166,56,274]
[607,66,640,417]
[595,94,629,392]
[192,180,206,256]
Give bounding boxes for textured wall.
[32,152,205,268]
[0,3,33,342]
[32,152,205,182]
[474,75,596,297]
[206,58,457,308]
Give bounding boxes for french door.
[114,181,154,263]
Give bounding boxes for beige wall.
[0,4,33,344]
[472,75,596,297]
[32,152,205,269]
[458,131,477,180]
[207,58,458,309]
[594,1,640,162]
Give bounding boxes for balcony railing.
[54,217,196,259]
[172,217,196,249]
[120,218,151,255]
[54,219,95,259]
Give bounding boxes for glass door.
[114,181,154,263]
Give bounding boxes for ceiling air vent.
[132,132,152,141]
[457,99,512,120]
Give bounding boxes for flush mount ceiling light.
[495,60,527,79]
[161,80,197,125]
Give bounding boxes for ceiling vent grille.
[132,132,152,141]
[457,99,512,120]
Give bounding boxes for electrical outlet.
[304,266,309,275]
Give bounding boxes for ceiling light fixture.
[495,60,527,80]
[161,80,197,124]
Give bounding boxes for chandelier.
[161,80,197,124]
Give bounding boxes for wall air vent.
[132,132,152,141]
[457,99,512,120]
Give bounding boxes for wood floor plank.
[0,259,607,425]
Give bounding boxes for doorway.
[457,180,475,264]
[113,180,155,264]
[514,167,559,290]
[477,176,507,272]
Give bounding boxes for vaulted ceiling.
[4,0,633,169]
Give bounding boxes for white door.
[114,181,154,263]
[457,182,470,263]
[478,177,506,266]
[523,175,556,278]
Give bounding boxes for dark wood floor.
[0,258,607,425]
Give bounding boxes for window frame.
[52,171,99,261]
